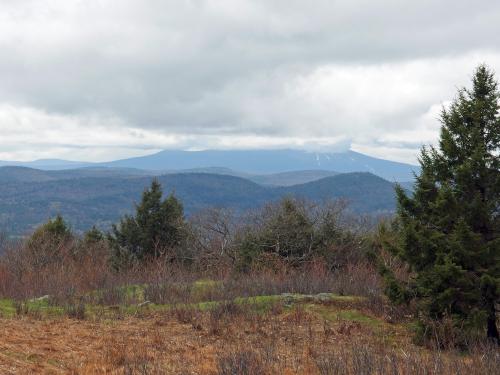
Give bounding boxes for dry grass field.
[1,291,498,374]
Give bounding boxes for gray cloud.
[0,0,499,162]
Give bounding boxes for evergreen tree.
[109,179,187,266]
[83,226,105,244]
[380,65,500,343]
[237,198,315,269]
[32,215,71,241]
[27,215,73,268]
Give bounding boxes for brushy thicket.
[0,197,380,301]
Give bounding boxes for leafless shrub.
[314,351,349,375]
[217,350,266,375]
[418,315,486,350]
[0,232,112,301]
[170,305,200,326]
[63,300,86,320]
[208,300,243,335]
[144,281,192,305]
[189,207,239,270]
[312,341,500,375]
[0,232,10,256]
[96,287,130,306]
[101,331,165,375]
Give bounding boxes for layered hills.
[0,167,398,235]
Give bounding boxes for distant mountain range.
[0,149,419,182]
[0,167,401,235]
[0,166,154,183]
[0,166,337,187]
[0,159,91,170]
[0,149,418,235]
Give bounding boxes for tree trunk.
[486,302,499,344]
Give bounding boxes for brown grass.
[0,299,498,374]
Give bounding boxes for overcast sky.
[0,0,499,164]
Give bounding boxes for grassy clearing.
[1,280,497,374]
[0,283,374,321]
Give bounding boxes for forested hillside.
[0,170,397,235]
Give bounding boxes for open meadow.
[0,268,498,374]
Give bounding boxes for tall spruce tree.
[109,179,187,266]
[380,65,500,342]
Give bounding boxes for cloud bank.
[0,0,499,163]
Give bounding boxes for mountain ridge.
[0,166,337,187]
[0,149,418,181]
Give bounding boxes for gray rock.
[281,293,296,307]
[30,295,50,302]
[314,293,332,302]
